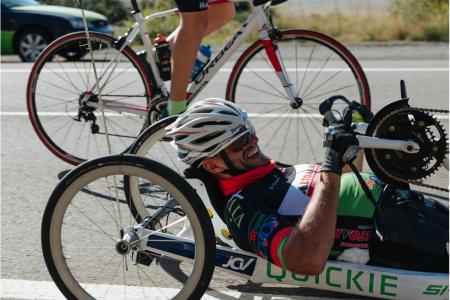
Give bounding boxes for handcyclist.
[166,98,449,275]
[167,0,235,116]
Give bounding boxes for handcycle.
[27,0,370,167]
[41,83,448,299]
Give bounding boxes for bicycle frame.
[84,0,298,115]
[124,225,449,300]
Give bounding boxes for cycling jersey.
[175,0,230,12]
[220,163,384,268]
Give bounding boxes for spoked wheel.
[125,116,182,222]
[27,32,153,165]
[227,30,370,165]
[41,155,215,299]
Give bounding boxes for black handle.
[400,80,407,99]
[319,95,351,125]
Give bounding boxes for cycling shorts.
[175,0,230,12]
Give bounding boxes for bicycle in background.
[27,0,370,166]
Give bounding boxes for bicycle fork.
[259,26,302,109]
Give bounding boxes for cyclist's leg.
[167,1,235,48]
[169,1,208,114]
[204,1,235,36]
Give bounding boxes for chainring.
[365,107,447,187]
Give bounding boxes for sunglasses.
[228,131,254,153]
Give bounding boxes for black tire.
[15,28,51,62]
[226,29,371,166]
[42,154,215,299]
[27,32,153,165]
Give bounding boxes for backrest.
[184,167,238,247]
[184,167,227,222]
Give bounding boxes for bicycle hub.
[115,240,131,255]
[290,97,303,109]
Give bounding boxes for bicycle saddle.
[253,0,288,7]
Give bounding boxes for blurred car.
[1,0,113,62]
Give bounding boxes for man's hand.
[321,123,359,175]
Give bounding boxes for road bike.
[27,0,370,167]
[41,84,448,299]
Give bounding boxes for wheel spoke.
[54,58,84,94]
[298,44,316,96]
[39,78,80,96]
[301,52,333,97]
[260,106,292,147]
[304,83,356,102]
[238,82,290,100]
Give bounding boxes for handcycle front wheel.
[27,32,153,166]
[227,29,370,165]
[41,154,215,299]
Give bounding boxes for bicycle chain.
[371,106,449,193]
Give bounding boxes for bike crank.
[365,105,449,192]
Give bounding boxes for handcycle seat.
[184,166,227,223]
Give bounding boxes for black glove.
[321,124,359,175]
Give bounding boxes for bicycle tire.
[226,29,370,165]
[125,116,179,222]
[41,154,215,299]
[27,32,154,166]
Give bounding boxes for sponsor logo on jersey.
[226,191,245,229]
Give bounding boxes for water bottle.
[191,44,212,81]
[154,34,171,81]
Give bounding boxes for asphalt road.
[1,42,448,300]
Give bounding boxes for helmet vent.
[192,121,230,128]
[193,131,225,144]
[220,110,236,116]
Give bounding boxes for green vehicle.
[1,0,113,62]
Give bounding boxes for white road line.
[0,278,329,300]
[1,67,448,73]
[1,111,448,119]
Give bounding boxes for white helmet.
[166,98,255,165]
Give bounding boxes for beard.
[241,146,270,170]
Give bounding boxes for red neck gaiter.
[217,160,276,196]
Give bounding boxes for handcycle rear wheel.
[41,155,215,299]
[125,116,180,222]
[27,32,153,166]
[227,29,370,165]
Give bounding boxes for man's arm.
[282,172,340,275]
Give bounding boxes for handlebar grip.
[323,111,339,126]
[320,95,349,125]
